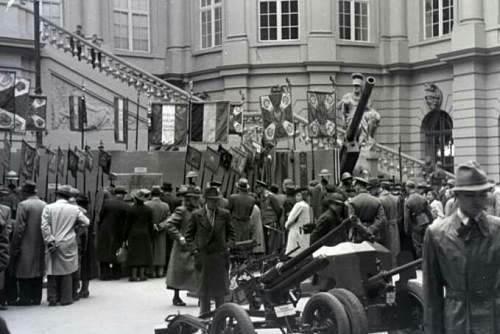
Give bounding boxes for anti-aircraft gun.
[158,216,424,334]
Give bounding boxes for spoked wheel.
[302,292,351,334]
[391,281,424,334]
[208,303,255,334]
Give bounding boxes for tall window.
[201,0,223,49]
[424,0,454,39]
[26,0,63,25]
[259,0,298,41]
[339,0,369,42]
[113,0,150,52]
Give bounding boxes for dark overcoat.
[423,212,500,334]
[124,203,154,267]
[311,207,347,246]
[378,191,401,265]
[0,212,9,289]
[186,207,235,298]
[227,192,255,242]
[164,206,197,291]
[11,196,46,278]
[96,197,129,263]
[404,191,433,257]
[145,198,170,266]
[347,191,386,242]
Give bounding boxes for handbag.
[116,244,128,264]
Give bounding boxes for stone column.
[307,0,335,62]
[222,0,248,66]
[452,0,485,50]
[166,0,187,75]
[82,0,101,39]
[380,0,408,64]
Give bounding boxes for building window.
[424,0,454,39]
[259,0,299,41]
[113,0,150,52]
[200,0,223,49]
[26,0,63,25]
[339,0,369,42]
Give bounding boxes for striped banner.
[114,97,128,144]
[191,102,229,143]
[149,103,187,146]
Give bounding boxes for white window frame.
[423,0,454,39]
[113,0,151,53]
[200,0,223,50]
[27,0,64,26]
[258,0,299,42]
[338,0,370,42]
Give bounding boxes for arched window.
[421,110,454,172]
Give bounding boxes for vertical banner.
[229,103,243,135]
[75,147,86,172]
[299,152,308,188]
[307,91,337,140]
[114,96,128,144]
[14,77,30,125]
[69,95,79,131]
[260,91,294,142]
[67,148,79,178]
[47,149,57,174]
[190,102,229,143]
[20,140,37,180]
[0,71,15,113]
[204,147,220,173]
[98,149,112,175]
[57,147,65,177]
[149,103,188,147]
[185,145,202,170]
[84,145,94,172]
[27,95,47,131]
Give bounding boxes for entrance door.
[421,110,454,172]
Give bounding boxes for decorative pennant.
[260,91,293,142]
[27,95,47,131]
[307,91,336,139]
[190,102,229,143]
[218,145,232,170]
[114,96,128,144]
[204,146,220,173]
[229,103,243,135]
[185,145,202,170]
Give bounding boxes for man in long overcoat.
[378,181,401,266]
[227,178,255,242]
[423,161,500,333]
[41,185,90,306]
[404,180,433,257]
[186,186,235,315]
[145,186,170,278]
[11,181,46,305]
[255,181,283,254]
[96,186,129,280]
[164,185,200,306]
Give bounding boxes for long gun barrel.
[364,258,422,289]
[339,76,376,174]
[261,216,356,287]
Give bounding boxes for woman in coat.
[284,188,311,256]
[124,189,154,282]
[164,186,200,306]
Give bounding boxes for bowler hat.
[319,169,331,177]
[114,186,128,195]
[161,182,173,192]
[341,172,353,182]
[406,180,416,189]
[236,178,249,190]
[328,192,346,206]
[56,185,73,197]
[21,181,37,195]
[204,186,222,199]
[453,161,494,192]
[151,186,162,197]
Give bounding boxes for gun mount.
[339,76,376,174]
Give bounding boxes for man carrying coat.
[41,185,90,306]
[423,161,500,333]
[10,181,46,306]
[186,186,235,315]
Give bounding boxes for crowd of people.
[1,157,500,330]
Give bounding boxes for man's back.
[228,193,255,221]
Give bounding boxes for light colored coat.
[285,200,311,256]
[12,196,47,278]
[41,199,89,275]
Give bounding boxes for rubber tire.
[329,288,368,334]
[168,320,196,334]
[390,280,424,334]
[302,292,351,334]
[209,303,255,334]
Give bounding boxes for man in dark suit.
[227,178,255,242]
[186,186,235,315]
[160,183,181,212]
[96,186,129,280]
[347,177,386,242]
[404,180,433,257]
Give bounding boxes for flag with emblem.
[185,145,202,170]
[57,147,65,176]
[190,102,229,143]
[229,103,243,135]
[260,91,294,142]
[75,147,86,172]
[98,149,112,175]
[46,148,56,174]
[84,145,94,172]
[218,145,232,170]
[204,147,220,173]
[67,148,79,178]
[230,147,247,175]
[307,91,336,139]
[20,140,37,180]
[0,139,10,169]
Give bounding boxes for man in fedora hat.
[164,185,200,306]
[423,161,500,333]
[228,178,256,242]
[145,186,170,278]
[160,183,181,212]
[97,186,129,280]
[10,181,47,306]
[41,185,90,306]
[255,180,283,254]
[311,169,332,220]
[404,179,433,258]
[186,186,235,315]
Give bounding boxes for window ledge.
[336,40,377,47]
[192,46,223,56]
[255,41,303,48]
[113,50,156,59]
[409,35,452,48]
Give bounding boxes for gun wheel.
[302,292,351,334]
[390,281,424,334]
[209,303,255,334]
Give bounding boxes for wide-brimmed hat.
[5,170,18,181]
[319,169,331,177]
[186,171,199,179]
[341,172,353,182]
[453,161,494,192]
[114,186,128,195]
[180,185,201,197]
[367,178,380,189]
[132,189,149,202]
[406,180,416,189]
[204,186,222,199]
[236,178,250,190]
[151,186,163,197]
[21,181,37,195]
[69,187,80,198]
[161,182,173,192]
[210,181,223,188]
[354,177,368,186]
[56,185,73,197]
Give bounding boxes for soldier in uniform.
[378,180,401,266]
[338,172,357,199]
[310,169,331,220]
[347,178,386,242]
[423,161,500,333]
[404,180,433,258]
[227,178,256,242]
[255,180,283,254]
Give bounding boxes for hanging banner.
[0,140,10,169]
[27,95,47,131]
[260,91,294,142]
[20,140,37,180]
[299,152,308,188]
[230,147,247,175]
[57,147,65,176]
[47,148,57,174]
[84,145,94,172]
[149,103,187,146]
[69,95,87,131]
[307,91,336,139]
[0,71,15,113]
[15,77,30,124]
[229,103,243,135]
[190,102,229,143]
[98,149,112,174]
[67,148,79,178]
[218,145,233,170]
[75,147,86,172]
[114,96,128,144]
[185,145,202,170]
[204,147,220,173]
